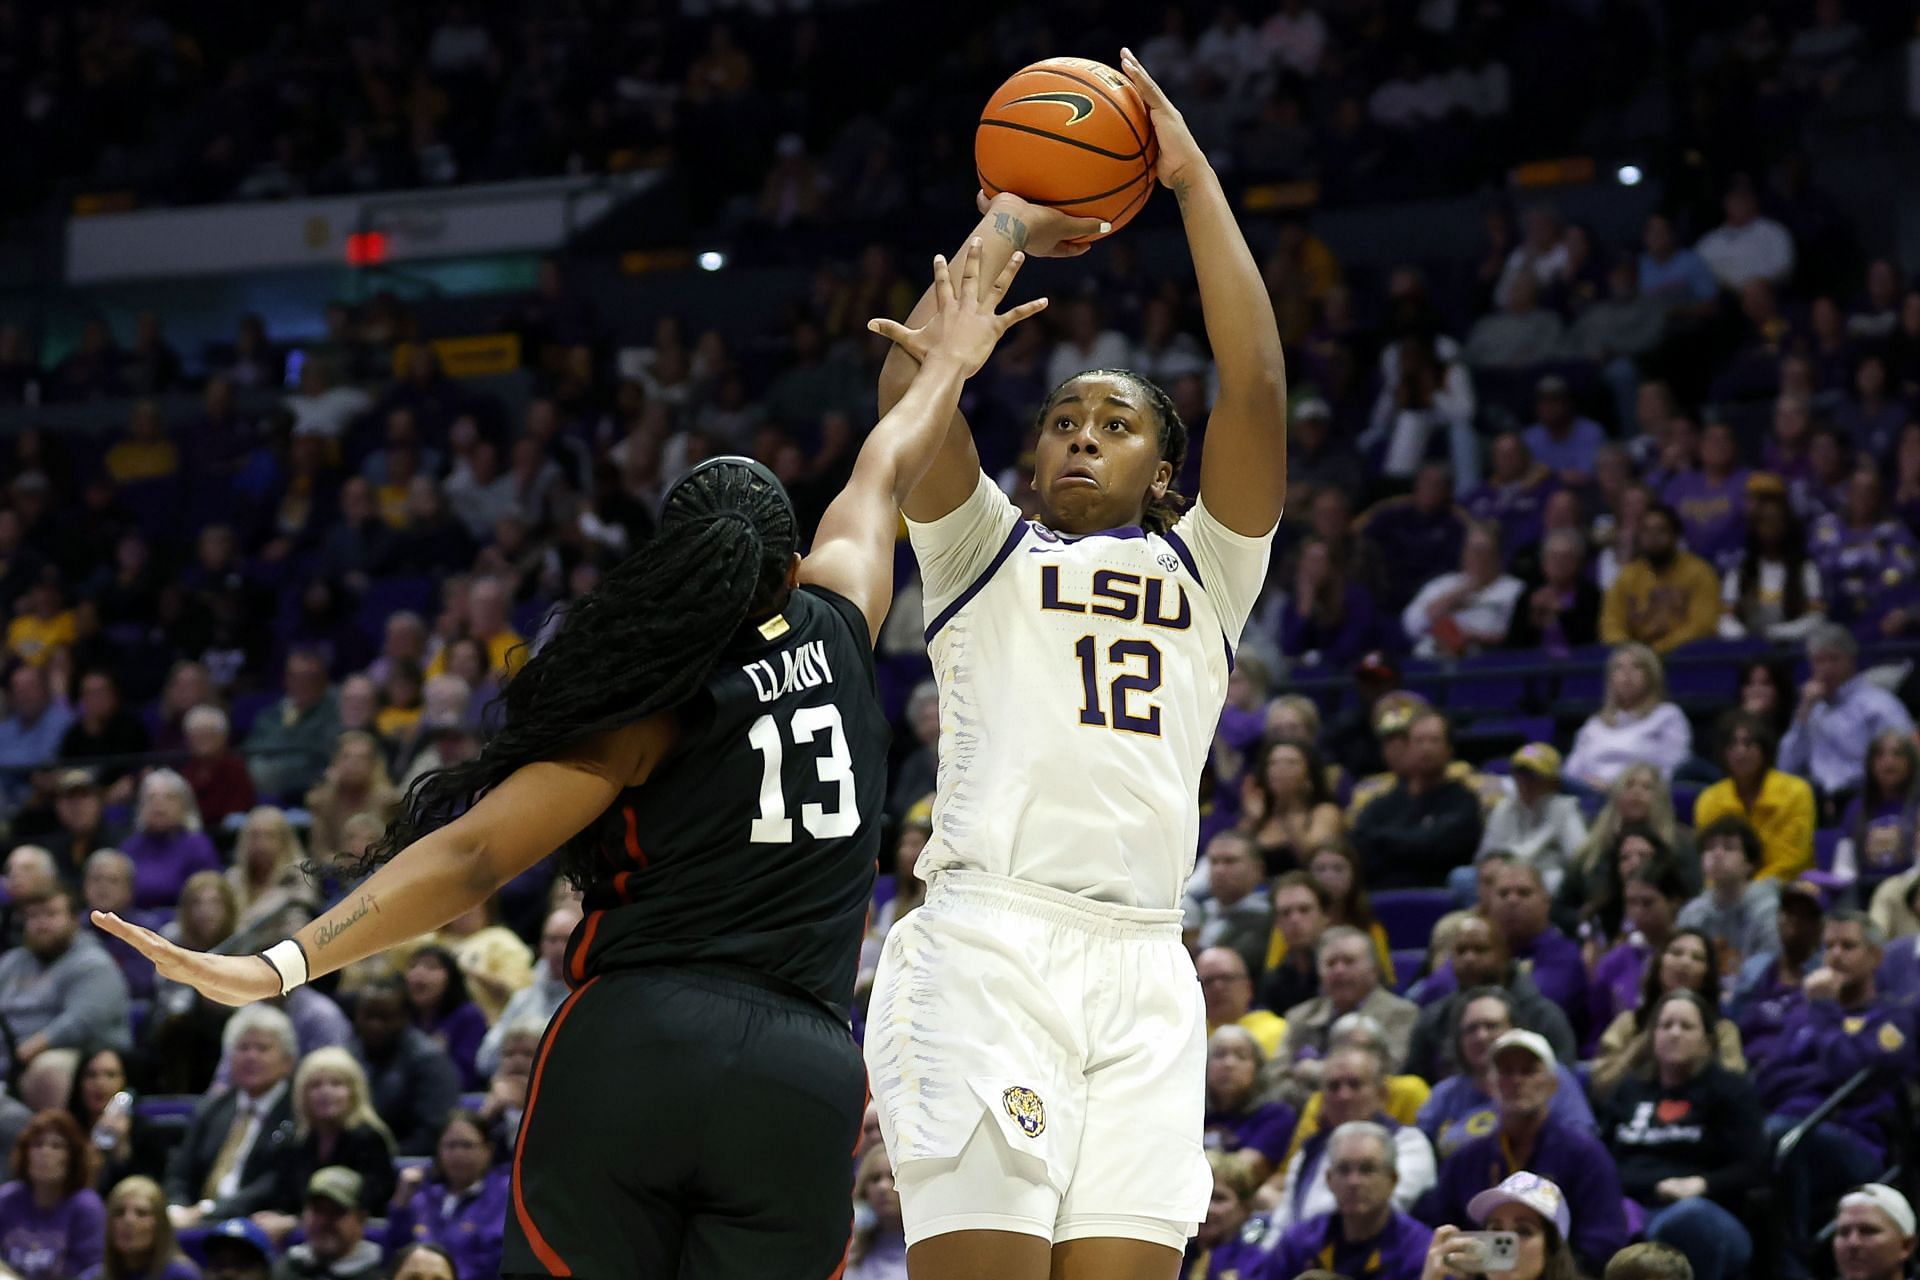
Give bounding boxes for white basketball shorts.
[862,869,1211,1251]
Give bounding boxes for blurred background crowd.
[0,0,1917,1278]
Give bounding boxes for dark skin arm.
[97,716,679,1004]
[879,195,1105,524]
[1120,49,1288,537]
[799,242,1049,639]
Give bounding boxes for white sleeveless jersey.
[906,472,1275,910]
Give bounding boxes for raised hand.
[973,190,1108,258]
[867,238,1048,376]
[1119,48,1206,192]
[92,910,280,1007]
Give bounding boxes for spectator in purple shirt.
[1661,421,1749,572]
[1485,856,1591,1042]
[1415,988,1595,1163]
[1522,377,1608,489]
[386,1112,510,1280]
[0,1110,106,1280]
[82,1175,198,1280]
[1463,433,1555,557]
[1203,1026,1298,1189]
[1280,536,1381,671]
[118,770,221,910]
[1589,859,1689,1044]
[402,946,488,1092]
[1731,879,1825,1061]
[1834,354,1908,465]
[1754,911,1918,1278]
[1834,730,1920,900]
[1421,1031,1628,1274]
[1270,1121,1433,1280]
[1356,464,1471,614]
[1811,467,1920,634]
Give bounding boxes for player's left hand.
[93,910,281,1007]
[1119,48,1206,191]
[868,238,1048,376]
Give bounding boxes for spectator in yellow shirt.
[1198,945,1288,1059]
[1692,709,1815,880]
[5,575,75,668]
[102,399,181,484]
[425,576,526,680]
[1601,503,1721,653]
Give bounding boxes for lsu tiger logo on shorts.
[1002,1086,1046,1138]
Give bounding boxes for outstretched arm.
[1121,49,1288,537]
[801,242,1049,641]
[95,718,678,1004]
[880,194,1105,524]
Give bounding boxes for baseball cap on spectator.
[1490,1028,1556,1069]
[55,769,98,793]
[1841,1184,1916,1237]
[1294,397,1332,422]
[422,708,476,735]
[1510,743,1562,784]
[10,470,50,497]
[1746,471,1788,499]
[1535,374,1570,398]
[1469,1171,1572,1239]
[1371,691,1429,739]
[305,1166,365,1212]
[904,795,934,832]
[206,1217,274,1263]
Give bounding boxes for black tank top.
[564,585,888,1018]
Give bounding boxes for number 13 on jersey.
[747,705,859,842]
[1074,637,1163,736]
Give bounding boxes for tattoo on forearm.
[1170,176,1191,210]
[992,211,1030,250]
[314,894,379,950]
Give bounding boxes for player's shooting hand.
[975,191,1107,258]
[92,910,280,1007]
[868,238,1048,377]
[1119,48,1205,191]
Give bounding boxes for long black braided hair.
[352,458,798,889]
[1034,368,1189,534]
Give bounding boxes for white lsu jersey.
[906,471,1275,910]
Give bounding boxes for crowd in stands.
[10,0,1876,224]
[0,1,1913,1278]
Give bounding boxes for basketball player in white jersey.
[863,51,1288,1280]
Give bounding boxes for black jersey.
[564,585,888,1017]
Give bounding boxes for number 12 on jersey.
[1074,636,1163,736]
[747,705,859,843]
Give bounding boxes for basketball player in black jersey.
[94,241,1053,1279]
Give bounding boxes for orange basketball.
[975,57,1158,236]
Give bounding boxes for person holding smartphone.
[1420,1171,1579,1280]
